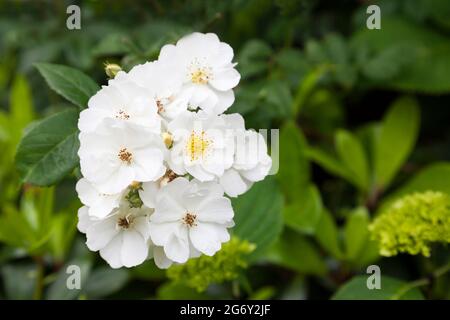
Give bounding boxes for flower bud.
[129,181,142,189]
[162,132,173,149]
[104,62,122,79]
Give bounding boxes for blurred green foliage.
[0,0,450,300]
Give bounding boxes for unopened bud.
[104,62,122,79]
[129,181,142,189]
[162,132,173,149]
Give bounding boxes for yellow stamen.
[185,130,211,161]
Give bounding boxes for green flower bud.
[370,191,450,257]
[104,62,122,79]
[125,184,143,208]
[166,237,255,292]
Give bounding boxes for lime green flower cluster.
[370,191,450,257]
[166,237,255,292]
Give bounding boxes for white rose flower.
[77,205,153,268]
[158,32,240,115]
[78,82,161,133]
[149,177,234,263]
[113,61,190,120]
[167,111,242,181]
[78,120,166,194]
[220,130,272,197]
[75,178,124,219]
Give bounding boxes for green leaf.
[232,177,284,258]
[49,212,78,261]
[335,129,369,191]
[323,34,356,88]
[380,162,450,211]
[92,33,130,56]
[34,63,99,108]
[352,17,450,94]
[355,239,380,267]
[10,75,34,142]
[362,44,415,81]
[274,49,309,88]
[2,264,37,299]
[15,109,80,186]
[237,39,272,79]
[131,263,166,281]
[45,258,92,300]
[266,228,327,275]
[248,286,276,300]
[157,282,210,300]
[344,207,370,261]
[306,147,354,184]
[332,276,424,300]
[283,184,322,234]
[315,209,344,259]
[83,267,130,299]
[374,97,420,188]
[277,122,310,202]
[261,80,293,119]
[292,66,328,116]
[0,204,50,253]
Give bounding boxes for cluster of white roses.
[76,33,272,269]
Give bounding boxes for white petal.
[156,177,191,204]
[222,113,245,130]
[219,169,250,197]
[121,230,148,268]
[213,89,234,114]
[186,164,215,182]
[152,194,185,223]
[76,179,98,207]
[193,180,225,199]
[163,95,189,120]
[86,217,119,251]
[210,42,234,67]
[132,216,151,240]
[139,182,158,208]
[77,206,92,233]
[241,156,272,182]
[210,67,240,91]
[88,194,121,219]
[95,165,134,194]
[99,234,123,269]
[177,32,220,58]
[153,246,173,269]
[189,223,226,256]
[164,232,190,263]
[133,148,165,181]
[149,222,180,246]
[158,44,178,62]
[76,178,121,218]
[197,197,234,223]
[78,108,109,132]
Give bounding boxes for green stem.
[32,256,45,300]
[393,261,450,300]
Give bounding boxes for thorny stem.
[392,261,450,300]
